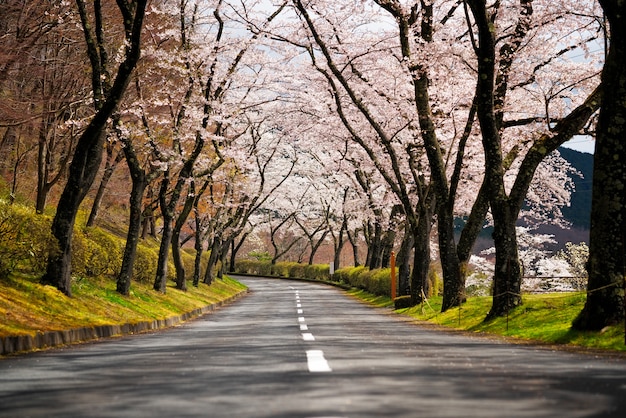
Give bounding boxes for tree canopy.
[0,0,622,328]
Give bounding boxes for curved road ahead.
[1,276,626,417]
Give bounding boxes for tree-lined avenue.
[1,277,626,417]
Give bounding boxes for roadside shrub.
[304,264,330,281]
[369,268,391,296]
[233,259,273,276]
[347,266,369,288]
[276,261,301,278]
[290,262,307,278]
[72,227,123,278]
[133,244,159,283]
[0,201,58,277]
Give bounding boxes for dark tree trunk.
[154,174,173,293]
[203,236,221,285]
[573,0,626,330]
[486,205,523,319]
[42,128,106,295]
[171,229,186,291]
[346,227,361,267]
[217,238,231,279]
[396,225,413,296]
[172,187,195,291]
[116,147,147,295]
[380,228,396,269]
[466,0,526,318]
[230,231,249,273]
[368,221,383,270]
[438,208,465,311]
[86,141,123,227]
[192,209,206,287]
[333,218,347,271]
[410,201,434,304]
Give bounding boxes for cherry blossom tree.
[41,0,148,296]
[464,0,603,318]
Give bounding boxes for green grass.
[0,273,247,338]
[348,289,626,353]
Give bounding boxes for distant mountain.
[456,146,593,253]
[558,147,593,230]
[530,147,592,249]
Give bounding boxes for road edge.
[0,288,249,357]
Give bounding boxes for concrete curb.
[0,289,249,356]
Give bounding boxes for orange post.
[390,251,396,300]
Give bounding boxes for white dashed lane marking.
[295,289,332,373]
[306,350,332,372]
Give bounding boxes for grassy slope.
[0,273,247,338]
[348,289,626,353]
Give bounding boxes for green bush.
[0,200,58,278]
[368,268,391,296]
[133,243,159,283]
[72,227,124,278]
[287,262,306,278]
[304,264,330,281]
[233,259,273,276]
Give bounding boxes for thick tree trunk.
[332,219,347,271]
[396,226,413,296]
[154,176,173,293]
[203,237,221,285]
[154,218,173,293]
[229,231,248,273]
[171,228,186,291]
[346,227,361,267]
[467,0,524,318]
[573,0,626,330]
[41,127,106,295]
[438,208,465,311]
[116,157,147,295]
[409,200,434,304]
[486,203,523,319]
[368,221,383,270]
[172,189,195,291]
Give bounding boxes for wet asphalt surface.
[1,276,626,417]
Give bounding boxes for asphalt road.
[1,276,626,417]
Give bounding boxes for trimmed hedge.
[233,259,332,283]
[233,259,393,297]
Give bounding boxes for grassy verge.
[0,273,247,338]
[347,288,626,353]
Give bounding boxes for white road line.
[302,332,315,341]
[296,303,301,308]
[300,324,308,330]
[306,350,332,372]
[298,316,305,322]
[297,309,303,314]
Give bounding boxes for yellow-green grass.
[348,289,626,353]
[0,273,247,338]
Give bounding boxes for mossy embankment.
[0,274,247,355]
